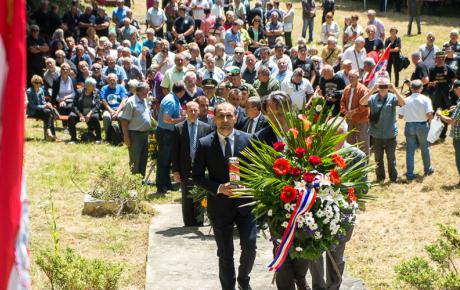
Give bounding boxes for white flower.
[309,222,318,231]
[326,211,334,219]
[315,104,323,112]
[314,231,323,240]
[323,218,330,224]
[284,203,292,212]
[267,209,273,216]
[295,247,303,252]
[282,221,288,228]
[286,213,291,219]
[305,212,313,219]
[291,204,296,211]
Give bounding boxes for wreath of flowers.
[234,99,372,269]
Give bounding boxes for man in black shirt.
[410,51,430,94]
[428,51,457,139]
[172,5,195,43]
[31,0,51,39]
[27,25,49,84]
[78,6,96,39]
[292,44,317,85]
[95,7,110,37]
[318,65,346,116]
[444,44,460,78]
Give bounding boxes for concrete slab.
[146,204,365,290]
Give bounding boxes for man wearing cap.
[203,78,225,108]
[120,82,152,177]
[172,101,213,226]
[227,66,259,98]
[224,20,243,55]
[398,79,434,181]
[428,50,457,140]
[146,0,166,38]
[342,37,367,77]
[173,5,196,43]
[418,32,440,70]
[360,78,406,183]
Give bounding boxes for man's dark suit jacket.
[253,125,278,146]
[192,129,252,218]
[239,113,269,133]
[172,120,212,180]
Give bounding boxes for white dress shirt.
[217,129,234,157]
[399,93,434,122]
[247,113,261,134]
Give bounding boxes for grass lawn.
[27,1,460,289]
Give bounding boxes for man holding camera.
[360,78,406,182]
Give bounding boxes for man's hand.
[346,110,355,119]
[79,114,85,122]
[173,172,181,183]
[59,101,66,108]
[85,112,92,122]
[388,83,397,93]
[111,110,119,118]
[44,102,53,109]
[219,183,237,197]
[124,135,131,147]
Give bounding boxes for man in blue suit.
[192,102,257,290]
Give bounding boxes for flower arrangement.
[148,119,159,160]
[190,185,208,223]
[235,99,372,270]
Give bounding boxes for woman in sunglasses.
[247,16,265,53]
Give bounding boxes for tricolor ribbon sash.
[268,187,317,271]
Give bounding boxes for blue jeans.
[155,127,174,191]
[302,15,314,41]
[454,139,460,175]
[405,122,432,179]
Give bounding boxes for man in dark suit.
[228,88,247,131]
[172,101,213,226]
[254,91,312,290]
[309,116,366,290]
[195,95,214,127]
[192,102,257,290]
[239,96,269,134]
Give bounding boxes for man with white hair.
[336,59,352,85]
[321,36,342,66]
[100,73,128,142]
[398,79,434,181]
[152,39,176,75]
[340,69,370,155]
[418,32,440,70]
[120,17,138,41]
[198,53,226,83]
[183,71,204,105]
[122,57,144,82]
[367,9,385,40]
[319,64,346,116]
[310,116,366,290]
[410,51,429,94]
[445,29,460,56]
[342,37,367,77]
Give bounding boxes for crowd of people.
[26,0,460,289]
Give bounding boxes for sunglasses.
[254,19,260,22]
[379,85,388,89]
[235,52,244,55]
[93,67,101,70]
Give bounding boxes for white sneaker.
[95,140,102,145]
[68,141,76,145]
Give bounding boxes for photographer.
[319,65,346,116]
[360,78,406,183]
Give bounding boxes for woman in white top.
[281,68,314,111]
[320,12,340,45]
[343,14,364,49]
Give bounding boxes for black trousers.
[30,108,55,134]
[387,54,400,87]
[285,32,293,49]
[180,178,203,226]
[275,255,310,290]
[210,207,257,290]
[68,112,101,141]
[128,131,149,177]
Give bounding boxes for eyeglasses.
[33,82,42,85]
[235,52,244,55]
[254,20,260,22]
[93,67,101,71]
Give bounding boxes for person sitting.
[26,75,56,141]
[68,78,102,144]
[100,73,128,141]
[51,62,75,122]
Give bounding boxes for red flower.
[348,187,357,202]
[305,136,313,151]
[290,167,301,177]
[295,147,307,159]
[273,141,285,152]
[280,186,298,203]
[329,169,340,184]
[313,114,319,121]
[308,155,322,166]
[273,158,291,175]
[302,172,316,183]
[332,154,347,169]
[289,128,299,139]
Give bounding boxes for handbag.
[427,116,445,143]
[369,96,388,125]
[399,55,410,72]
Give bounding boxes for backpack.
[399,55,410,72]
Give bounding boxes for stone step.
[146,204,365,290]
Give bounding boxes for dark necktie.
[190,122,197,160]
[224,137,232,159]
[247,118,254,133]
[209,71,214,79]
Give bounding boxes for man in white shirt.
[240,97,268,134]
[342,37,367,77]
[152,39,176,75]
[191,0,210,28]
[281,68,314,111]
[418,32,440,70]
[398,79,434,180]
[198,53,226,83]
[146,0,166,38]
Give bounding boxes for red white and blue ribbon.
[268,187,317,271]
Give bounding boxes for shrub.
[395,224,460,290]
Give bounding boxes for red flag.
[0,0,27,289]
[364,45,391,86]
